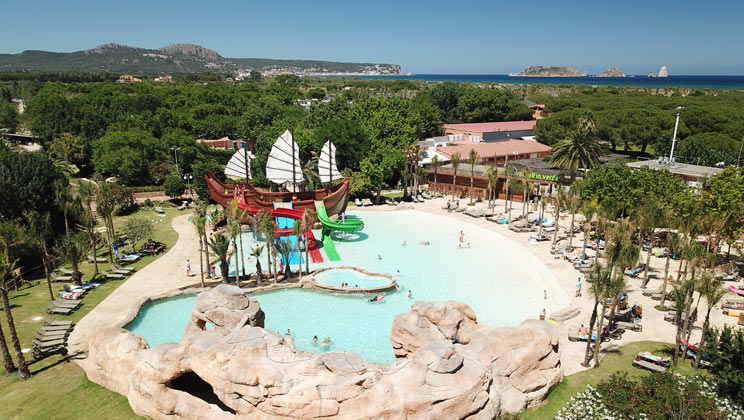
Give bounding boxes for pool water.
[313,268,390,288]
[127,210,569,363]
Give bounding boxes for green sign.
[528,171,560,182]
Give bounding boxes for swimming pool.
[127,210,569,363]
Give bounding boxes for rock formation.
[595,67,626,77]
[510,66,587,77]
[648,72,656,77]
[658,66,669,77]
[84,286,562,419]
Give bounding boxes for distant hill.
[510,66,587,77]
[0,43,402,76]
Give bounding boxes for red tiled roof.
[437,139,550,159]
[443,120,537,133]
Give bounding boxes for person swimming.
[320,337,331,349]
[286,329,291,336]
[401,240,407,246]
[377,254,382,260]
[312,335,319,344]
[408,290,412,298]
[419,241,430,245]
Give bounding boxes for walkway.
[68,214,212,357]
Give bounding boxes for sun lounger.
[35,330,69,343]
[102,271,124,280]
[108,266,131,275]
[465,208,485,218]
[121,253,141,262]
[53,298,81,308]
[57,267,74,275]
[38,324,74,334]
[636,351,671,367]
[51,273,73,282]
[114,263,136,273]
[633,358,668,372]
[87,255,107,263]
[642,288,663,296]
[45,320,73,327]
[46,303,74,315]
[32,338,67,359]
[455,206,466,213]
[154,206,165,214]
[177,202,187,211]
[615,320,642,332]
[355,199,362,206]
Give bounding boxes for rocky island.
[595,67,626,77]
[510,66,587,77]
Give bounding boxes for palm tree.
[552,189,568,245]
[550,116,601,182]
[293,223,303,278]
[273,238,293,280]
[594,273,625,368]
[566,190,583,250]
[468,149,479,204]
[430,155,442,196]
[522,179,532,218]
[507,178,521,222]
[192,209,207,288]
[580,199,599,258]
[582,263,611,367]
[77,180,100,275]
[696,276,727,369]
[92,178,120,263]
[227,201,247,283]
[0,240,31,379]
[660,231,681,308]
[538,194,549,235]
[450,152,461,201]
[208,233,231,284]
[302,209,315,274]
[25,211,55,300]
[250,246,264,281]
[635,200,666,288]
[60,233,87,286]
[486,165,498,213]
[227,219,242,286]
[671,279,695,367]
[257,209,276,281]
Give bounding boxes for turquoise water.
[125,294,197,347]
[314,268,390,288]
[127,210,568,363]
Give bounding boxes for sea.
[335,74,744,90]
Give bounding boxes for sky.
[1,0,743,75]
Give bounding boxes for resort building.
[435,138,551,165]
[425,157,570,201]
[116,74,142,83]
[442,120,537,142]
[627,158,723,189]
[197,137,254,151]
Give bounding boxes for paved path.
[68,213,213,355]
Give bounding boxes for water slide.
[274,203,302,266]
[314,201,364,262]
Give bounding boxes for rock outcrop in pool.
[85,284,562,419]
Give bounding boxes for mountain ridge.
[0,43,402,76]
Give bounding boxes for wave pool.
[126,209,568,363]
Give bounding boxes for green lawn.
[520,340,702,420]
[0,206,184,420]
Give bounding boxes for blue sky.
[1,0,743,75]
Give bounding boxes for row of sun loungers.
[633,351,669,372]
[33,321,74,359]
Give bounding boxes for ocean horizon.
[333,74,744,90]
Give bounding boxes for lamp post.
[183,173,193,197]
[669,107,683,163]
[170,147,181,173]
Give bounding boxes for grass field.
[520,340,701,420]
[0,206,184,420]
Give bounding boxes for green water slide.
[314,201,364,262]
[313,201,364,234]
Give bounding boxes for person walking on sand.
[576,277,582,297]
[459,231,464,243]
[185,259,191,277]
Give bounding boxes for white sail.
[318,140,343,184]
[224,148,252,179]
[265,129,305,185]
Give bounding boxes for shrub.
[701,325,744,405]
[555,372,744,420]
[163,175,186,198]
